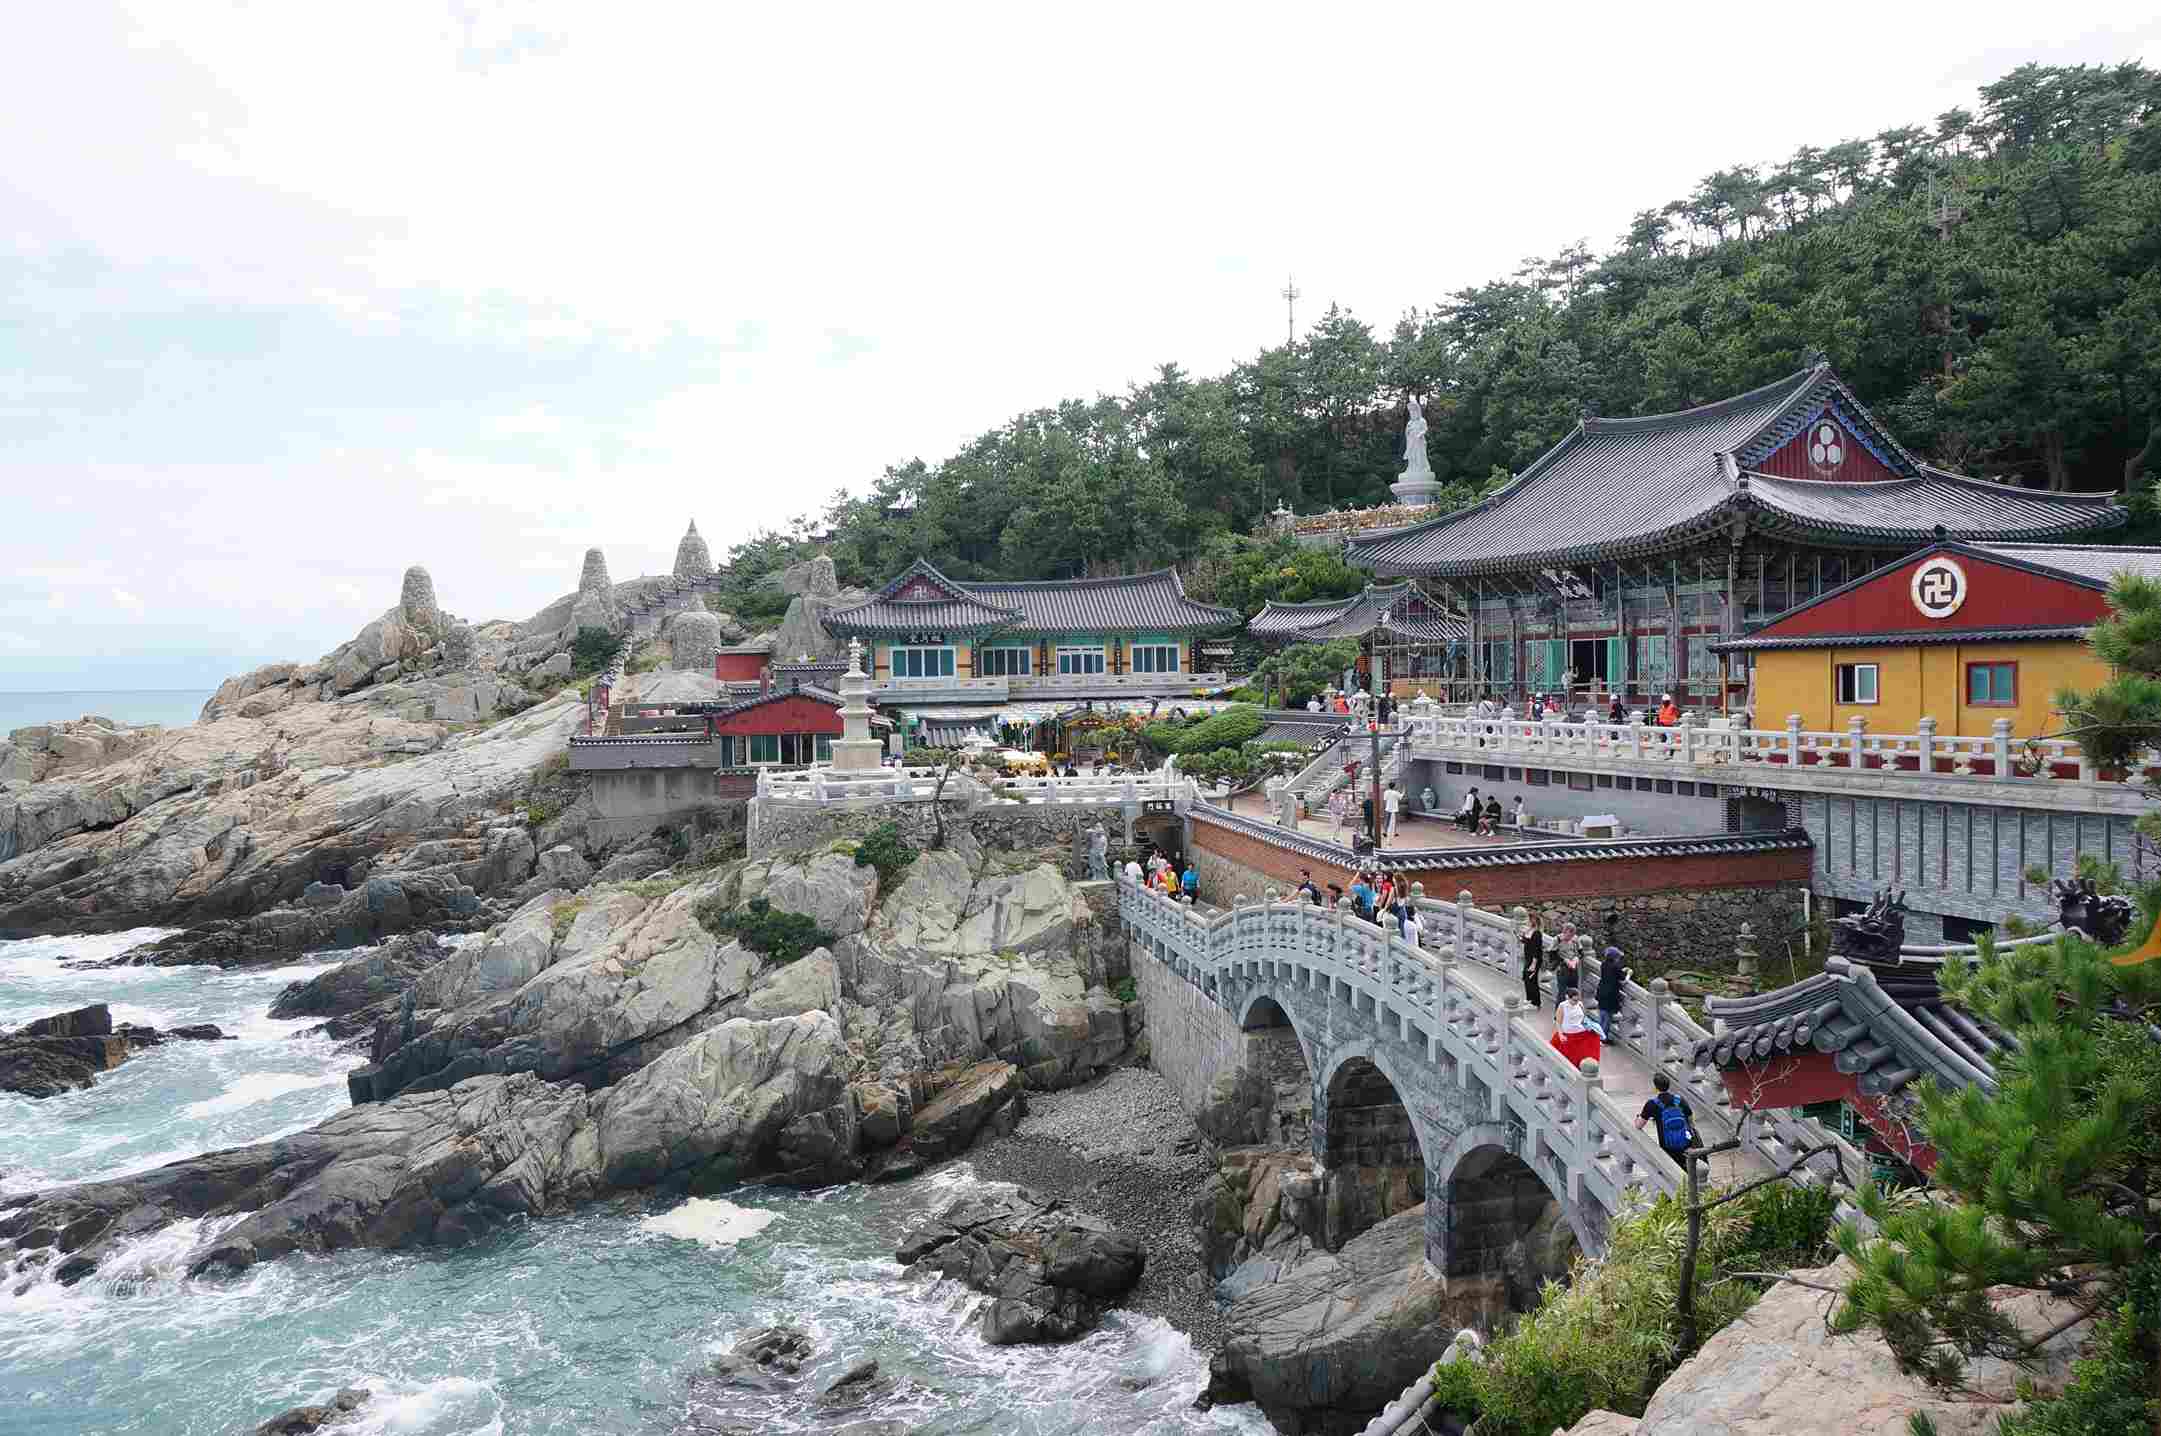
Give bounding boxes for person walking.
[1608,693,1627,724]
[1180,864,1198,903]
[1637,1072,1696,1161]
[1656,693,1680,727]
[1383,780,1403,841]
[1510,795,1527,830]
[1595,945,1628,1039]
[1295,869,1320,905]
[1519,911,1548,1010]
[1349,872,1376,921]
[1457,787,1480,832]
[1555,941,1583,1002]
[1399,900,1423,948]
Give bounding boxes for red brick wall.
[1189,820,1808,906]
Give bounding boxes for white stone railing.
[1400,710,2141,788]
[869,675,1011,696]
[988,773,1195,805]
[757,765,1200,807]
[1121,877,1859,1221]
[1008,670,1231,695]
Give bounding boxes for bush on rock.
[694,896,834,964]
[854,821,917,891]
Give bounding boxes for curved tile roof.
[829,558,1238,638]
[1348,366,2122,576]
[1249,581,1468,642]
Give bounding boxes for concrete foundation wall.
[1133,936,1254,1118]
[1403,756,1729,835]
[586,769,750,844]
[749,796,1129,863]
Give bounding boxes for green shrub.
[549,898,586,940]
[521,794,568,829]
[1112,977,1137,1004]
[1434,1181,1838,1435]
[1993,1277,2158,1436]
[569,626,618,677]
[1139,719,1191,755]
[854,821,918,889]
[693,895,834,963]
[1170,704,1265,755]
[903,745,960,767]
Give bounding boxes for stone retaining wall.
[749,796,1129,864]
[1131,937,1251,1119]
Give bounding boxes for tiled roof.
[828,558,1239,638]
[824,559,1027,637]
[1713,624,2091,652]
[1691,956,2003,1098]
[967,569,1239,636]
[1186,803,1810,878]
[1964,542,2161,588]
[1255,710,1355,746]
[1249,581,1467,642]
[1348,366,2122,576]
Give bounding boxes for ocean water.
[0,932,1266,1436]
[0,690,212,733]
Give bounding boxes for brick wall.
[1190,819,1809,970]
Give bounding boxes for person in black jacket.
[1519,912,1547,1009]
[1595,945,1628,1038]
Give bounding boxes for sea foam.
[638,1198,780,1247]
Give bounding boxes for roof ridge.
[967,566,1183,590]
[1914,465,2122,501]
[1584,365,1820,433]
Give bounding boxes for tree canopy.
[722,61,2160,593]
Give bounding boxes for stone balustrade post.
[1678,716,1694,765]
[1848,714,1868,770]
[1456,888,1474,957]
[1786,713,1803,766]
[1992,716,2013,778]
[1647,977,1671,1072]
[2078,739,2096,783]
[1628,719,1644,761]
[1915,716,1936,776]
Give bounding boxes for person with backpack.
[1638,1072,1696,1160]
[1180,864,1199,903]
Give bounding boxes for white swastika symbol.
[1910,557,1967,619]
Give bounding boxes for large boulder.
[266,932,450,1043]
[741,949,842,1020]
[252,1387,372,1435]
[664,610,725,673]
[1203,1204,1510,1432]
[766,555,840,598]
[673,520,714,580]
[878,1060,1023,1177]
[897,1185,1144,1344]
[398,565,443,636]
[1579,1259,2089,1436]
[757,851,878,939]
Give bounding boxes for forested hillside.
[723,62,2160,604]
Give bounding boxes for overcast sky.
[5,2,2157,692]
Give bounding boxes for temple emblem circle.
[1910,556,1967,620]
[1808,421,1845,471]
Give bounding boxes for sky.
[4,1,2158,692]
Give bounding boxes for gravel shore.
[964,1064,1228,1350]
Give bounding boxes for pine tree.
[1831,931,2161,1428]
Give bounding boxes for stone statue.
[1832,888,1908,962]
[1086,823,1109,881]
[1391,393,1440,506]
[2052,876,2135,946]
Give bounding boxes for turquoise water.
[0,690,213,733]
[0,935,1266,1436]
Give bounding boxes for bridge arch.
[1314,1038,1433,1248]
[1429,1122,1591,1300]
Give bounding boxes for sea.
[0,930,1264,1436]
[0,690,214,734]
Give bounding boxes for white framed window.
[749,734,780,763]
[1130,644,1179,673]
[889,646,955,679]
[978,646,1033,676]
[1057,647,1106,675]
[1834,662,1879,705]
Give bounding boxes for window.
[1444,762,1465,775]
[978,647,1032,677]
[890,646,955,679]
[1057,647,1106,675]
[1597,774,1616,789]
[1835,662,1879,705]
[1130,644,1180,673]
[1568,771,1596,791]
[1654,779,1674,794]
[1966,662,2016,707]
[815,735,833,762]
[749,734,780,763]
[1676,781,1696,797]
[1507,768,1522,781]
[1524,768,1548,786]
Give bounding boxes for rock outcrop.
[252,1386,372,1435]
[1559,1259,2090,1436]
[266,932,453,1043]
[1,716,163,786]
[1202,1204,1512,1434]
[897,1185,1145,1344]
[663,610,725,673]
[0,1002,229,1098]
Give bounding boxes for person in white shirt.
[1511,796,1526,829]
[1123,858,1142,884]
[1383,781,1403,840]
[1557,991,1590,1036]
[1306,696,1321,713]
[1400,902,1423,948]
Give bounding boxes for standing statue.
[1402,395,1432,478]
[1086,823,1109,881]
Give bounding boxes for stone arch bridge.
[1121,878,1852,1272]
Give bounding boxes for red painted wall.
[1710,1050,1936,1172]
[1756,549,2109,639]
[1753,415,1903,484]
[715,652,766,681]
[710,694,843,737]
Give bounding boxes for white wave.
[638,1198,780,1248]
[182,1069,351,1119]
[344,1375,504,1436]
[0,927,177,966]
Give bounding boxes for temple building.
[1714,541,2161,738]
[1247,580,1467,695]
[822,558,1241,742]
[1347,363,2123,711]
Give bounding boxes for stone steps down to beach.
[0,1002,229,1099]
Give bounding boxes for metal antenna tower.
[1280,274,1301,345]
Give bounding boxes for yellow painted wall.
[1750,639,2110,737]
